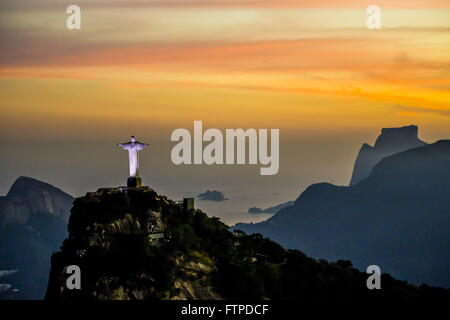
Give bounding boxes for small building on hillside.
[183,198,195,212]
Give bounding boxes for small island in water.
[197,190,228,201]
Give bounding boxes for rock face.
[234,140,450,288]
[46,185,448,301]
[0,176,73,226]
[0,177,73,299]
[349,125,426,185]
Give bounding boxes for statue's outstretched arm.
[117,143,131,149]
[137,143,148,150]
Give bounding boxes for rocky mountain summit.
[0,177,73,299]
[350,125,426,185]
[46,186,447,301]
[0,176,73,226]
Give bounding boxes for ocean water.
[170,186,299,226]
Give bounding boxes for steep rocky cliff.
[0,176,73,227]
[46,186,448,301]
[0,177,73,299]
[349,125,426,185]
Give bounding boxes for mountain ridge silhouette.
[234,140,450,287]
[349,125,426,185]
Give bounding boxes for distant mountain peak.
[380,124,418,135]
[349,125,426,185]
[2,176,73,224]
[374,125,422,149]
[7,176,70,198]
[0,177,73,299]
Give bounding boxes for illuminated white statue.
[117,136,148,178]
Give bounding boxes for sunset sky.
[0,0,449,223]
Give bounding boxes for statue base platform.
[127,177,142,188]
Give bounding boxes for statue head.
[130,136,136,142]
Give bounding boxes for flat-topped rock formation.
[349,125,426,185]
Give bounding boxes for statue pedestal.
[127,177,142,188]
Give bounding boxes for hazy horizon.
[0,125,447,225]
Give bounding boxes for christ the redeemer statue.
[117,136,148,188]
